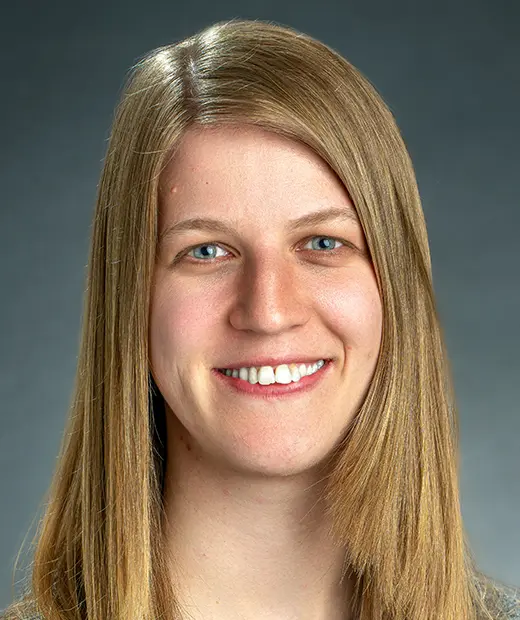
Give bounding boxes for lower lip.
[211,360,333,399]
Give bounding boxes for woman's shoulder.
[0,610,41,619]
[0,598,41,620]
[482,580,520,620]
[502,587,520,619]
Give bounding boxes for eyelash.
[175,235,351,265]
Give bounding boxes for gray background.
[1,0,518,610]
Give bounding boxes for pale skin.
[149,124,383,620]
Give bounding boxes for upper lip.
[215,356,331,369]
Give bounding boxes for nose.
[228,252,311,335]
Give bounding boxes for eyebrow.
[158,205,360,245]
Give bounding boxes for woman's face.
[150,125,382,475]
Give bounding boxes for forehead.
[162,124,323,173]
[157,125,358,233]
[161,125,347,195]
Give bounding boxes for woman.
[3,18,519,620]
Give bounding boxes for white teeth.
[220,360,326,385]
[258,366,275,385]
[248,366,258,384]
[289,363,301,382]
[274,364,292,384]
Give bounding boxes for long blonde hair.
[4,18,518,620]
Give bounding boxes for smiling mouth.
[212,359,333,398]
[216,359,328,385]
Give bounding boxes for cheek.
[317,270,382,354]
[149,279,218,368]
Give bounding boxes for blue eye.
[188,244,227,260]
[304,236,345,252]
[178,236,347,264]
